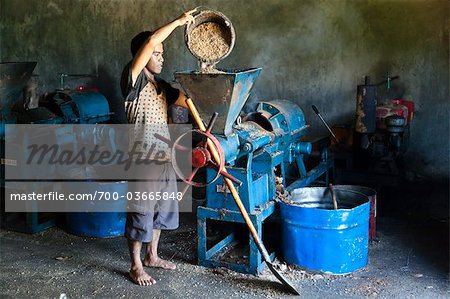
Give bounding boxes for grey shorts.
[125,162,179,242]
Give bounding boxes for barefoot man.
[120,9,196,286]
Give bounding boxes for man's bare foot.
[129,267,156,286]
[143,256,176,270]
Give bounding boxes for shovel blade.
[266,262,300,295]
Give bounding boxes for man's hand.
[131,8,197,84]
[175,8,197,26]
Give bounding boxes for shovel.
[186,98,300,295]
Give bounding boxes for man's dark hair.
[130,31,154,57]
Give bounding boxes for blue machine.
[1,62,123,235]
[175,68,333,274]
[44,90,110,124]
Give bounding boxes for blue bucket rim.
[282,186,370,211]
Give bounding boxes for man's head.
[130,31,164,75]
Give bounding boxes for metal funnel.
[175,68,261,135]
[1,62,37,117]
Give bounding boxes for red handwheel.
[155,112,242,198]
[171,128,225,188]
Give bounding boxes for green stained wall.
[1,0,448,178]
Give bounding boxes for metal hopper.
[174,68,261,136]
[0,62,37,136]
[1,62,37,112]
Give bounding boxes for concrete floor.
[0,212,448,299]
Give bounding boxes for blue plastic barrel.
[65,181,128,238]
[279,187,370,274]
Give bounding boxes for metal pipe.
[312,105,339,144]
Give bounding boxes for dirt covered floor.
[0,211,448,299]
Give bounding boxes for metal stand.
[286,148,334,191]
[2,212,55,234]
[197,200,276,274]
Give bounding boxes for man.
[121,9,196,286]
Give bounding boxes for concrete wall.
[1,0,448,178]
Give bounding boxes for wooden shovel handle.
[329,183,338,210]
